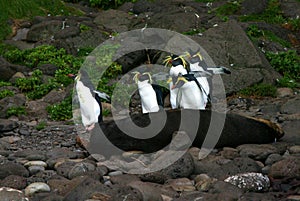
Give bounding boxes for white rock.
[24,160,47,168]
[25,182,51,196]
[0,187,29,201]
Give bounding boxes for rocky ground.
[0,0,300,200]
[0,87,300,201]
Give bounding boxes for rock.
[269,157,300,178]
[0,57,30,81]
[0,175,27,190]
[9,72,26,84]
[209,181,244,200]
[28,165,45,175]
[0,119,18,133]
[237,144,279,161]
[42,89,68,104]
[26,100,49,119]
[281,97,300,114]
[241,0,268,15]
[46,147,78,160]
[55,160,77,178]
[110,174,141,185]
[24,182,51,197]
[220,147,239,160]
[94,9,132,32]
[24,161,48,168]
[224,172,270,192]
[289,145,300,154]
[0,161,29,179]
[277,87,294,98]
[193,19,282,94]
[280,0,300,18]
[67,162,96,179]
[194,174,217,192]
[265,153,283,166]
[165,178,196,192]
[128,181,165,201]
[0,187,29,201]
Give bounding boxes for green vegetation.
[215,0,241,16]
[6,106,26,117]
[89,0,137,9]
[0,89,14,99]
[0,81,11,87]
[36,121,47,131]
[182,28,206,36]
[0,0,83,40]
[266,50,300,88]
[246,25,291,47]
[47,96,73,121]
[239,83,277,97]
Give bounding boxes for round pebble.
[24,182,51,197]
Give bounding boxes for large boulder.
[192,19,282,94]
[0,57,30,81]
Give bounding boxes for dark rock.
[42,89,68,104]
[241,0,268,15]
[280,0,300,18]
[237,144,279,161]
[46,147,79,160]
[26,100,49,119]
[0,175,27,190]
[67,162,96,179]
[0,57,30,81]
[0,94,26,118]
[238,192,279,201]
[55,160,77,178]
[265,153,283,166]
[281,97,300,114]
[0,119,18,133]
[36,64,58,76]
[54,26,80,39]
[27,20,64,42]
[128,181,165,201]
[0,161,29,179]
[110,174,141,185]
[269,157,300,178]
[13,149,46,159]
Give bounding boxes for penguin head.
[185,49,203,64]
[132,72,152,84]
[163,54,188,68]
[171,74,188,89]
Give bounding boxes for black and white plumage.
[133,72,161,114]
[164,55,188,109]
[68,71,110,131]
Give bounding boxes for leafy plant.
[239,83,277,97]
[266,50,300,81]
[15,69,43,92]
[0,81,11,87]
[47,96,73,121]
[0,89,14,99]
[6,106,26,117]
[36,121,46,131]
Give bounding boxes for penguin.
[133,72,160,114]
[164,54,188,109]
[68,70,110,131]
[185,51,211,108]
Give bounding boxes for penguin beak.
[67,74,76,79]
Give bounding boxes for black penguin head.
[187,49,203,64]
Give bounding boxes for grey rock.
[281,97,300,114]
[110,174,141,185]
[280,0,300,18]
[36,64,58,76]
[0,57,30,81]
[128,181,164,201]
[0,161,29,179]
[26,100,49,119]
[289,145,300,154]
[265,153,283,166]
[241,0,268,15]
[27,20,63,42]
[67,162,96,179]
[46,147,78,160]
[24,182,51,197]
[42,89,68,104]
[28,165,45,175]
[0,119,18,133]
[237,144,279,161]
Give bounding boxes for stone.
[277,87,294,98]
[24,161,47,168]
[265,153,283,166]
[0,161,29,179]
[240,0,268,15]
[0,57,29,81]
[42,89,68,104]
[237,144,279,161]
[110,174,141,185]
[0,119,18,133]
[281,97,300,114]
[28,165,45,175]
[289,145,300,154]
[269,157,300,178]
[0,187,29,201]
[26,100,49,119]
[165,178,196,192]
[194,174,217,192]
[67,162,96,179]
[128,181,164,201]
[224,172,270,192]
[24,182,51,197]
[0,175,27,190]
[220,147,239,159]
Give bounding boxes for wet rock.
[237,144,279,161]
[269,157,300,178]
[224,172,270,192]
[0,187,29,201]
[0,175,27,190]
[0,161,29,179]
[24,182,51,197]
